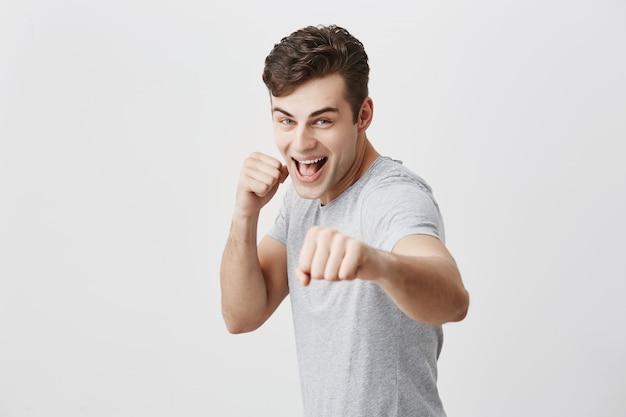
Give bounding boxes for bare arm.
[220,152,289,334]
[375,234,468,325]
[296,228,469,325]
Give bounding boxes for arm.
[376,233,468,325]
[220,152,289,334]
[296,228,469,325]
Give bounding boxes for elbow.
[222,309,262,335]
[429,289,468,326]
[452,288,470,323]
[224,319,258,335]
[225,323,254,335]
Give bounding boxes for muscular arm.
[221,230,288,334]
[376,234,468,325]
[220,152,289,334]
[296,228,468,326]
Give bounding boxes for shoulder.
[358,157,445,245]
[362,156,435,199]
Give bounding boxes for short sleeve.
[360,174,445,252]
[266,185,292,245]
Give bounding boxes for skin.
[220,74,469,334]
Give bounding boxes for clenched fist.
[296,226,379,286]
[236,152,289,216]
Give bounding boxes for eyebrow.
[272,106,340,119]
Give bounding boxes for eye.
[315,118,331,126]
[280,118,295,126]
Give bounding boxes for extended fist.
[296,226,376,286]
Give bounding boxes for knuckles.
[302,226,361,282]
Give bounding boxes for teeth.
[297,157,325,165]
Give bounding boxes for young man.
[220,25,469,416]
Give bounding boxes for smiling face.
[272,74,375,205]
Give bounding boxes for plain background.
[1,0,625,416]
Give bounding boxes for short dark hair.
[262,25,369,123]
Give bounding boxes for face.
[272,74,372,205]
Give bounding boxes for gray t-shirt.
[268,156,447,417]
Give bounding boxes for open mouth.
[293,157,328,178]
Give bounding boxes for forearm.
[220,213,269,333]
[372,250,469,325]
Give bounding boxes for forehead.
[271,74,348,115]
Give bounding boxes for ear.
[357,97,374,133]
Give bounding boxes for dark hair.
[262,25,369,123]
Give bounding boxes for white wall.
[1,1,625,416]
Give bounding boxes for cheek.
[327,129,358,155]
[273,132,288,153]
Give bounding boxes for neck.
[320,137,380,205]
[357,138,380,178]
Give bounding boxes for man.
[220,24,469,416]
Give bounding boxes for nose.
[293,125,316,152]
